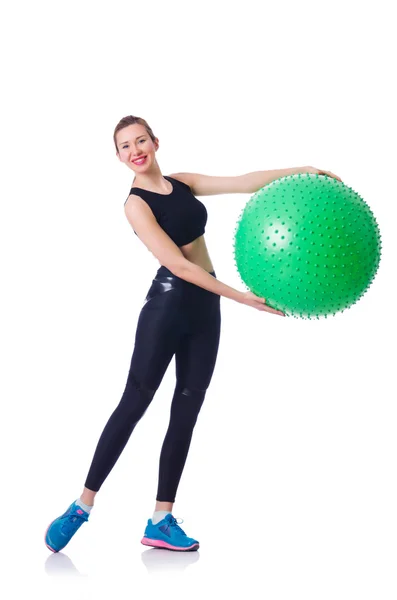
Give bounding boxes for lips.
[132,156,147,165]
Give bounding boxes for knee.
[130,371,156,400]
[180,386,207,399]
[170,385,208,427]
[119,371,157,419]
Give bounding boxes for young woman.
[44,116,341,553]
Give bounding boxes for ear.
[154,137,160,151]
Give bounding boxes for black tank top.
[124,176,208,247]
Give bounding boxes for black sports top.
[124,175,208,247]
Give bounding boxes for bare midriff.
[179,235,215,273]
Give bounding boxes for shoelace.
[61,512,89,536]
[164,516,186,536]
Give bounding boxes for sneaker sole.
[141,536,199,551]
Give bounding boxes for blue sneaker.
[45,501,90,553]
[141,513,199,551]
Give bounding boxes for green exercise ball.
[233,173,381,319]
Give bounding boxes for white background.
[1,0,396,598]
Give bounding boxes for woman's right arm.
[124,196,284,316]
[177,261,284,315]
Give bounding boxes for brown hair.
[113,115,156,153]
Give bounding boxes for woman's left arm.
[170,166,342,196]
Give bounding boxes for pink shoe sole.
[141,536,199,552]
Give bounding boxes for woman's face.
[116,124,159,174]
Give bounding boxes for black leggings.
[84,265,221,502]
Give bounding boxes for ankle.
[80,497,94,506]
[155,502,173,512]
[80,488,97,506]
[152,510,172,525]
[75,498,94,513]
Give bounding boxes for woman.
[44,115,342,553]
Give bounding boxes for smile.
[132,156,147,165]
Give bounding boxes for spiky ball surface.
[233,174,381,319]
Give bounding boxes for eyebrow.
[119,135,146,146]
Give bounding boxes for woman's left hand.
[305,166,343,182]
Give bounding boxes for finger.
[263,304,284,315]
[325,170,342,182]
[267,309,285,316]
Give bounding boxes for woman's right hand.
[304,166,342,182]
[239,291,285,316]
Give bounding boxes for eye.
[122,139,145,149]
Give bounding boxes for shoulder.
[124,192,153,208]
[167,173,194,191]
[124,193,154,215]
[124,193,158,229]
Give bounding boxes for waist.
[156,265,216,279]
